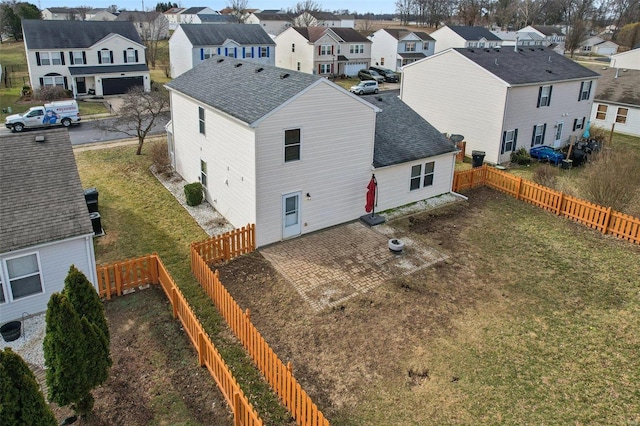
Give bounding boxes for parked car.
[358,69,385,83]
[5,100,80,132]
[369,66,399,83]
[350,80,379,95]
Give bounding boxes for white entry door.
[554,122,564,148]
[282,192,301,239]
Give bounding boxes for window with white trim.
[616,107,628,124]
[580,81,592,100]
[405,41,416,52]
[40,52,51,65]
[423,41,430,50]
[573,117,585,130]
[596,104,607,120]
[200,160,207,187]
[410,162,435,191]
[538,85,552,107]
[6,253,43,300]
[245,48,253,58]
[532,124,545,146]
[50,51,62,65]
[320,45,332,55]
[320,63,331,74]
[126,49,136,62]
[100,49,112,64]
[198,107,205,134]
[350,44,364,54]
[72,51,84,64]
[260,46,268,57]
[0,266,5,303]
[43,76,65,87]
[502,129,517,153]
[284,128,301,162]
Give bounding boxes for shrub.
[510,147,531,165]
[33,86,70,101]
[150,141,171,176]
[184,182,204,206]
[580,149,640,212]
[533,164,559,188]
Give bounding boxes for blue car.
[529,146,565,165]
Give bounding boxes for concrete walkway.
[260,221,448,312]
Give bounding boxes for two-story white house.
[169,24,275,78]
[431,25,503,53]
[164,7,186,30]
[369,28,435,71]
[165,57,458,247]
[178,7,219,24]
[22,20,150,97]
[292,11,353,28]
[401,47,600,164]
[115,11,170,40]
[275,27,371,76]
[245,10,293,36]
[0,129,97,324]
[517,25,566,54]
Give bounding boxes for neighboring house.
[169,24,275,77]
[369,28,435,71]
[89,10,118,21]
[292,11,353,28]
[42,7,83,20]
[245,11,293,35]
[431,25,503,53]
[401,47,600,164]
[590,65,640,137]
[0,128,97,324]
[164,7,186,31]
[517,25,565,54]
[178,7,218,24]
[275,27,371,76]
[164,58,457,247]
[609,46,640,70]
[577,36,618,56]
[115,11,170,40]
[22,20,151,97]
[194,14,236,24]
[491,30,545,47]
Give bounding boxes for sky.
[38,0,396,14]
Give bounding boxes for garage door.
[102,76,143,95]
[345,63,367,77]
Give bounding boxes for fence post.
[151,253,159,284]
[197,331,205,366]
[516,176,522,200]
[602,206,612,234]
[556,192,564,215]
[171,287,178,319]
[233,391,242,426]
[114,262,122,297]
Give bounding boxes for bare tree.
[357,13,376,33]
[227,0,249,23]
[94,86,169,155]
[458,0,486,25]
[76,5,92,20]
[137,12,169,67]
[616,21,640,46]
[565,18,589,56]
[396,0,415,24]
[290,0,323,26]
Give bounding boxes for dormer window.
[125,48,137,63]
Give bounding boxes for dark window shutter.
[582,117,586,128]
[36,52,41,66]
[98,52,102,64]
[501,131,506,154]
[135,50,138,62]
[573,119,578,131]
[331,45,334,55]
[586,82,592,99]
[39,77,44,87]
[225,47,228,56]
[82,51,86,64]
[318,64,321,74]
[547,86,552,106]
[331,63,334,73]
[513,129,518,151]
[200,48,204,60]
[69,51,74,65]
[218,47,221,55]
[242,47,246,58]
[60,52,65,65]
[234,47,237,57]
[578,82,584,101]
[542,123,547,144]
[63,76,68,89]
[258,47,261,58]
[124,51,128,63]
[536,86,542,108]
[318,45,321,55]
[266,46,270,57]
[110,51,113,63]
[251,47,254,57]
[531,125,537,147]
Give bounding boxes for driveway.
[260,221,448,312]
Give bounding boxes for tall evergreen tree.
[63,265,110,343]
[0,348,57,426]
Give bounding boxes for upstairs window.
[405,41,416,52]
[39,52,51,65]
[72,51,85,64]
[198,107,205,134]
[423,41,430,50]
[350,44,364,54]
[319,45,332,56]
[579,81,592,101]
[125,48,137,63]
[99,49,112,64]
[284,129,301,162]
[537,85,552,107]
[50,51,62,65]
[292,43,295,52]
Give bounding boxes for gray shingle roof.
[68,64,149,75]
[253,12,292,21]
[369,94,457,168]
[22,19,142,49]
[399,52,426,59]
[165,56,322,125]
[182,7,207,14]
[532,26,564,36]
[448,26,502,41]
[0,129,93,253]
[198,14,236,23]
[330,28,370,43]
[178,24,274,46]
[454,47,600,85]
[587,64,640,106]
[115,11,162,21]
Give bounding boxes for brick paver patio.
[260,221,448,311]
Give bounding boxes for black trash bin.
[89,212,102,235]
[471,150,485,168]
[84,188,99,213]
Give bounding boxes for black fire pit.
[1,321,22,342]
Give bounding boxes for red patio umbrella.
[365,174,377,215]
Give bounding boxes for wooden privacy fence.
[192,224,256,264]
[96,255,263,426]
[453,165,640,245]
[191,227,330,426]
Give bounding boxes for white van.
[5,100,81,132]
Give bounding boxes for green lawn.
[75,139,290,425]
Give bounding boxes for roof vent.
[530,48,535,51]
[485,48,490,52]
[494,58,499,65]
[518,48,523,52]
[376,96,383,102]
[255,67,264,73]
[545,69,553,73]
[217,58,224,63]
[280,73,290,79]
[548,55,552,62]
[35,135,45,143]
[235,63,243,68]
[468,48,474,52]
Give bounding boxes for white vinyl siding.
[0,236,96,323]
[255,82,376,247]
[274,28,316,74]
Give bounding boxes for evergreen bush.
[510,147,531,165]
[184,182,204,206]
